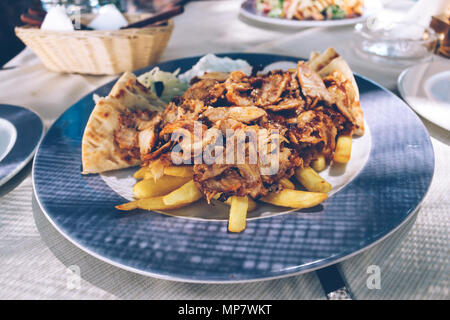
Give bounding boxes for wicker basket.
[15,14,174,75]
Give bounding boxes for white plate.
[239,0,383,28]
[398,60,450,131]
[0,118,17,163]
[0,105,44,186]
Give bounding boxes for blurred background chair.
[0,0,41,67]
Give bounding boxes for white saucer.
[398,60,450,131]
[0,105,44,186]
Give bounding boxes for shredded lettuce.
[325,5,347,20]
[138,54,253,103]
[257,0,284,17]
[138,67,189,103]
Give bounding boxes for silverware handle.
[315,264,354,300]
[121,6,184,29]
[326,287,353,300]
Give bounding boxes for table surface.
[0,0,448,300]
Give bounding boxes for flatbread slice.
[81,72,166,174]
[308,48,364,135]
[307,47,339,74]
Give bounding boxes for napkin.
[401,0,449,27]
[372,0,449,40]
[87,4,128,30]
[40,5,74,32]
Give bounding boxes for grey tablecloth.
[0,0,448,299]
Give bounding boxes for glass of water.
[353,19,438,68]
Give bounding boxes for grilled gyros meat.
[113,63,361,201]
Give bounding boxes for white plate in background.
[398,60,450,131]
[0,105,44,186]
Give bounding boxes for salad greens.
[138,68,189,103]
[324,5,347,20]
[256,0,284,18]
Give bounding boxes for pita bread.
[307,47,339,73]
[307,48,364,135]
[81,72,166,174]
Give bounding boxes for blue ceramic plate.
[0,104,43,186]
[33,54,434,283]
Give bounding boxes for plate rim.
[397,61,450,131]
[32,177,427,283]
[32,53,435,283]
[0,104,44,186]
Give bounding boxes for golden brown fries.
[279,178,295,189]
[115,201,139,211]
[333,135,352,164]
[311,155,326,172]
[260,189,328,209]
[162,180,203,206]
[295,167,332,193]
[133,175,191,199]
[136,165,195,180]
[144,171,153,180]
[163,166,194,178]
[221,195,257,212]
[115,196,189,211]
[125,159,334,232]
[228,196,249,233]
[133,166,151,180]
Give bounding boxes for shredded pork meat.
[114,64,360,201]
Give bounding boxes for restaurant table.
[0,0,448,300]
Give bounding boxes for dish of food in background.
[240,0,382,27]
[0,105,44,186]
[398,60,450,131]
[257,0,364,20]
[33,53,434,282]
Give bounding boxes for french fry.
[163,165,194,178]
[137,197,189,210]
[144,171,153,180]
[162,180,203,206]
[116,196,189,211]
[311,155,326,172]
[212,193,257,212]
[333,135,352,164]
[279,178,295,189]
[133,175,191,199]
[134,166,151,180]
[148,158,165,181]
[115,201,139,211]
[228,196,248,233]
[295,167,332,193]
[260,189,328,209]
[224,196,257,212]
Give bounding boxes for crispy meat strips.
[114,66,359,201]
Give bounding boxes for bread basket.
[15,14,174,75]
